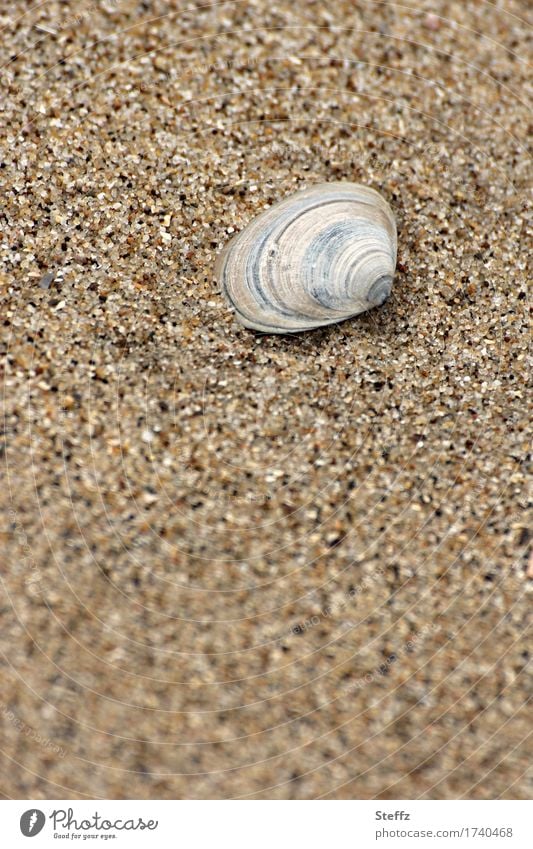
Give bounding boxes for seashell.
[216,182,397,334]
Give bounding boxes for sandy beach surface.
[1,0,531,799]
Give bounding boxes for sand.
[0,0,531,799]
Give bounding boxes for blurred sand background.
[0,0,531,799]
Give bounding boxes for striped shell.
[216,182,397,334]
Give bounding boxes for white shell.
[216,182,397,334]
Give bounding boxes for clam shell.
[216,182,397,334]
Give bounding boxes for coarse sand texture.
[1,0,531,799]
